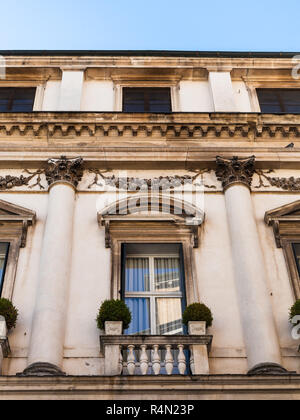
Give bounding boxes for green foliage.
[290,300,300,324]
[183,303,213,328]
[96,300,132,331]
[0,298,18,331]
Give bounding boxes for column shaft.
[225,184,283,372]
[26,183,75,374]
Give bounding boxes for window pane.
[154,257,181,292]
[148,90,171,112]
[0,243,9,295]
[123,88,171,113]
[125,298,151,335]
[0,88,36,112]
[156,298,183,335]
[123,89,145,112]
[257,89,300,113]
[125,257,150,292]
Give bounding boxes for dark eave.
[0,50,299,58]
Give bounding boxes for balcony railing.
[100,334,213,376]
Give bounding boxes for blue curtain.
[125,258,150,292]
[125,298,150,335]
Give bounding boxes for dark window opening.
[292,243,300,277]
[0,243,10,296]
[0,88,36,112]
[257,89,300,113]
[123,88,172,113]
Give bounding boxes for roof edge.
[0,50,299,58]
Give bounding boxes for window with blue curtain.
[123,245,186,336]
[0,243,10,296]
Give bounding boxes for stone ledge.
[0,374,299,400]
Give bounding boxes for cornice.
[0,112,300,141]
[1,56,298,71]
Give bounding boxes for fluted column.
[216,156,288,375]
[23,156,83,376]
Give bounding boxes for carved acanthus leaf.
[215,156,256,191]
[45,156,84,188]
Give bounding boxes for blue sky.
[0,0,299,51]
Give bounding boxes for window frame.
[265,201,300,300]
[113,81,180,112]
[122,87,172,113]
[0,200,36,300]
[0,82,44,112]
[244,81,300,112]
[281,238,300,299]
[256,88,300,113]
[123,252,185,335]
[0,242,10,297]
[108,226,199,306]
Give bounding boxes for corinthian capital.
[215,156,256,191]
[45,156,84,188]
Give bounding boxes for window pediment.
[265,200,300,298]
[98,195,205,249]
[265,200,300,248]
[0,199,36,248]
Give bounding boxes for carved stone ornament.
[88,169,215,191]
[215,156,256,191]
[45,156,84,188]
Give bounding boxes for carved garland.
[254,170,300,191]
[87,169,216,191]
[0,158,300,192]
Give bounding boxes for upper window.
[0,243,10,296]
[122,244,186,336]
[257,89,300,113]
[123,88,172,113]
[0,88,36,112]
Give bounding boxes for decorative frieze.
[0,113,300,140]
[45,156,84,188]
[0,170,45,191]
[88,169,214,191]
[255,170,300,191]
[215,156,256,191]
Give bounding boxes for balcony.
[100,323,213,376]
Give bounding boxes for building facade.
[0,51,299,399]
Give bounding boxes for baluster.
[165,345,174,376]
[177,344,186,375]
[152,345,161,376]
[189,346,195,375]
[118,345,123,375]
[127,345,136,376]
[140,344,149,375]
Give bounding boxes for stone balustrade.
[100,335,213,376]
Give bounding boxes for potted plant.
[0,298,18,336]
[96,300,132,335]
[289,300,300,325]
[183,303,213,335]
